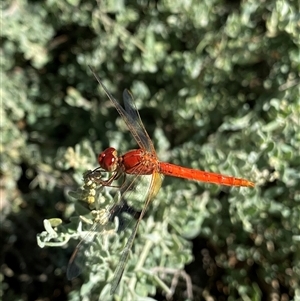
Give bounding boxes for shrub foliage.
[1,0,299,300]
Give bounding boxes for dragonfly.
[67,66,255,294]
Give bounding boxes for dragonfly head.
[98,147,119,172]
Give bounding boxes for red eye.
[98,147,119,172]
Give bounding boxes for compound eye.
[98,147,119,172]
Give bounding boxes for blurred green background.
[1,0,299,300]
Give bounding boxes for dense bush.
[1,0,299,300]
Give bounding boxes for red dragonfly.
[67,66,255,294]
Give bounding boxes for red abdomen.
[159,162,254,187]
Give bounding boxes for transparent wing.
[89,66,154,153]
[110,171,163,295]
[67,168,162,292]
[122,89,155,153]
